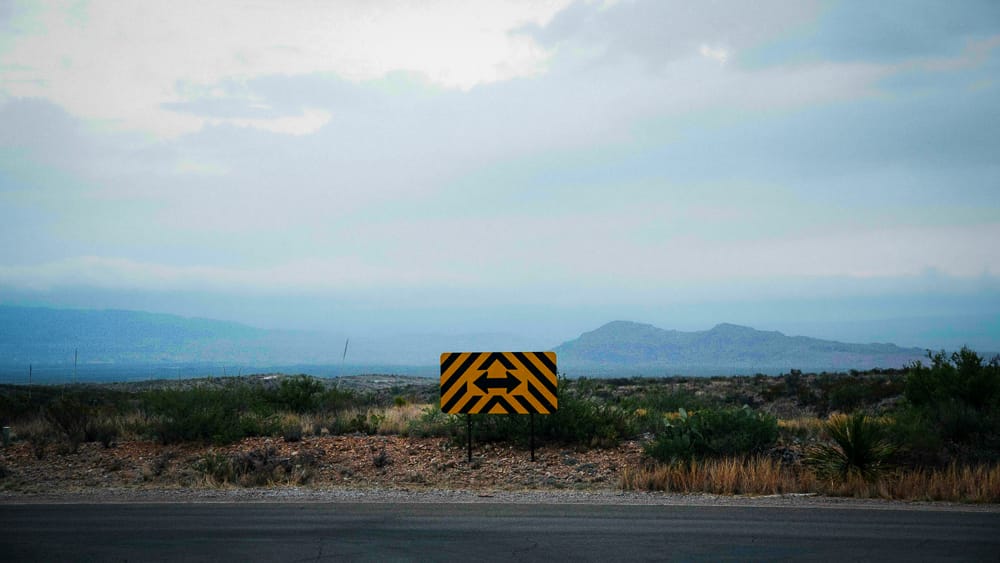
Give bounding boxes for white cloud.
[699,44,729,64]
[208,107,332,136]
[0,0,570,137]
[0,255,470,293]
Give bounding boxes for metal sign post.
[466,414,472,463]
[530,412,536,462]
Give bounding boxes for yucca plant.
[806,412,896,482]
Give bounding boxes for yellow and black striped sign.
[440,352,558,414]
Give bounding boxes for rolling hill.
[554,320,928,375]
[0,307,938,378]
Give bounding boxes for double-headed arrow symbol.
[473,370,521,394]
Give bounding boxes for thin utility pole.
[342,338,350,376]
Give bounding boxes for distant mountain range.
[0,306,535,372]
[0,306,330,366]
[0,306,939,379]
[554,321,928,375]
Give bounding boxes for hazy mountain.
[0,307,942,378]
[0,306,338,366]
[0,306,537,371]
[554,320,928,375]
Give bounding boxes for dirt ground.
[0,435,644,495]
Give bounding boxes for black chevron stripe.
[524,381,556,413]
[440,353,481,399]
[483,352,515,370]
[457,393,484,413]
[513,352,557,397]
[533,351,557,377]
[439,352,460,376]
[479,394,517,414]
[512,394,534,413]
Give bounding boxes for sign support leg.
[530,413,536,462]
[466,414,472,463]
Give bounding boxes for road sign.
[440,351,557,414]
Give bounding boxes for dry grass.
[622,458,1000,503]
[8,416,56,443]
[376,403,432,434]
[823,463,1000,502]
[777,417,825,440]
[621,456,809,496]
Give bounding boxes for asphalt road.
[1,502,997,561]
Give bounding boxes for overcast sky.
[1,1,999,348]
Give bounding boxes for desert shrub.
[282,423,303,443]
[634,388,715,415]
[906,348,1000,409]
[197,447,317,487]
[466,390,637,448]
[895,348,1000,464]
[542,394,635,447]
[142,386,276,444]
[44,396,91,451]
[149,449,177,477]
[644,406,778,463]
[317,387,361,415]
[806,412,895,482]
[812,373,906,415]
[327,411,383,435]
[270,375,325,412]
[406,407,462,438]
[372,448,391,468]
[196,452,237,485]
[87,416,120,448]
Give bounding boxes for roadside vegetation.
[1,347,998,502]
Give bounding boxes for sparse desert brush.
[195,447,317,487]
[406,406,462,438]
[325,407,391,435]
[806,412,895,482]
[888,463,1000,503]
[378,403,432,435]
[777,417,825,441]
[622,456,1000,503]
[644,406,778,463]
[621,456,804,496]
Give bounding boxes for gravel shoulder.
[4,486,999,513]
[2,432,997,512]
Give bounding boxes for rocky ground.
[0,434,642,496]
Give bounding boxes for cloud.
[0,255,471,293]
[742,0,1000,66]
[0,0,570,137]
[528,0,819,65]
[699,44,729,64]
[206,107,332,136]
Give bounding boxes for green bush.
[896,348,1000,464]
[464,389,637,448]
[141,386,276,445]
[271,375,325,412]
[44,396,91,450]
[644,406,778,463]
[406,407,462,438]
[327,412,382,435]
[317,387,362,415]
[806,412,895,482]
[196,447,316,487]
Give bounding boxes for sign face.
[440,351,557,414]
